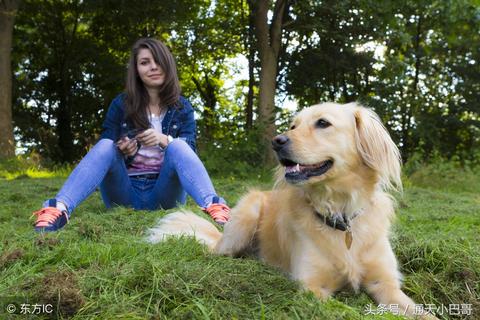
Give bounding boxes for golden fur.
[148,102,437,319]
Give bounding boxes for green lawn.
[0,165,478,319]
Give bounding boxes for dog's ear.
[352,104,402,191]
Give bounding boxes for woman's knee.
[165,138,191,156]
[97,138,116,148]
[95,138,117,152]
[90,138,120,160]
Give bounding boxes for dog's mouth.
[280,158,334,182]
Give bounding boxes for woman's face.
[136,48,165,89]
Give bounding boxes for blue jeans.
[46,138,224,214]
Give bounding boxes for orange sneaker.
[203,202,230,225]
[33,199,69,232]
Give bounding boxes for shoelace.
[33,207,69,227]
[204,203,230,222]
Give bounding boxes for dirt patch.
[455,269,477,282]
[37,270,85,318]
[35,237,61,249]
[0,248,24,268]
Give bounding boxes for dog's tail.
[147,211,222,250]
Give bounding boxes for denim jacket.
[100,93,197,153]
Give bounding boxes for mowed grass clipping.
[0,163,479,319]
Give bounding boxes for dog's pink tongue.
[285,163,325,173]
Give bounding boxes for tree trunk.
[402,13,423,161]
[57,91,74,162]
[192,74,217,141]
[55,6,80,163]
[257,49,278,163]
[0,0,20,159]
[245,9,255,131]
[249,0,289,165]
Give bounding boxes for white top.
[127,112,166,176]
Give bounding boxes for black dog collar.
[314,210,350,231]
[313,209,363,249]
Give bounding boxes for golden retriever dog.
[148,102,437,319]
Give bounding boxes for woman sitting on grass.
[32,38,231,232]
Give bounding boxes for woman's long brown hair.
[125,38,181,129]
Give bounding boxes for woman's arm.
[177,98,197,152]
[100,95,125,141]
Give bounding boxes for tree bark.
[0,0,20,159]
[401,13,423,161]
[55,5,80,163]
[245,8,255,131]
[249,0,289,165]
[192,74,217,141]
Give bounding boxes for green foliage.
[13,0,126,162]
[285,0,380,106]
[284,0,480,162]
[9,0,480,166]
[199,127,274,180]
[12,0,244,163]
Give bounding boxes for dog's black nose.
[272,134,289,151]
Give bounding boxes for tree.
[10,0,479,165]
[285,1,379,107]
[14,0,106,162]
[368,0,480,161]
[0,0,20,159]
[249,0,291,165]
[13,0,196,162]
[173,0,246,143]
[243,0,256,130]
[283,0,479,162]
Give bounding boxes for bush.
[198,129,273,180]
[0,153,72,179]
[404,151,480,193]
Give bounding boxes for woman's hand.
[136,128,169,148]
[116,137,138,156]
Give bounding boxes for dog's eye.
[290,125,296,130]
[315,119,331,129]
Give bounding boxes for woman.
[33,38,230,232]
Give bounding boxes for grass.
[0,160,479,319]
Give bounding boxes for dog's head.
[273,102,401,192]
